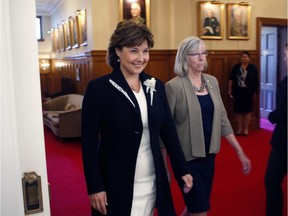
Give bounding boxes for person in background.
[81,20,192,216]
[130,2,146,25]
[265,43,287,216]
[202,9,220,36]
[228,51,259,136]
[165,36,251,216]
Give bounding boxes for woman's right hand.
[181,174,193,193]
[89,191,108,215]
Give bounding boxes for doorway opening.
[257,17,287,129]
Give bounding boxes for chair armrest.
[58,109,82,137]
[42,96,67,111]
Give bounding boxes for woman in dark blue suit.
[81,21,193,216]
[265,45,287,216]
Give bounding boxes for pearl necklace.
[192,75,207,92]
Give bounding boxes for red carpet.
[44,125,287,216]
[44,128,91,216]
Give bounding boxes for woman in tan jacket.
[165,36,251,216]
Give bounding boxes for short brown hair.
[107,20,154,68]
[241,51,251,58]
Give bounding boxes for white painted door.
[260,27,277,118]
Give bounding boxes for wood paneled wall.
[40,49,260,130]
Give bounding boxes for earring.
[117,58,120,62]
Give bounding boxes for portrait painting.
[119,0,150,28]
[50,28,56,52]
[198,1,224,40]
[54,28,60,52]
[71,15,80,48]
[63,20,72,50]
[77,9,87,47]
[227,4,251,40]
[58,24,66,51]
[68,17,75,49]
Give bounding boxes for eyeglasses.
[187,51,208,58]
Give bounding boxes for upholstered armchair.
[42,94,84,138]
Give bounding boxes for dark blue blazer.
[81,66,190,216]
[268,76,287,152]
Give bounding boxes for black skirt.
[177,154,216,213]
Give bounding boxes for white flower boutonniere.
[143,77,157,106]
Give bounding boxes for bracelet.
[237,151,243,155]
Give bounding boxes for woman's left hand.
[181,174,193,193]
[238,152,252,175]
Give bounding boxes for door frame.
[256,17,287,122]
[256,17,287,52]
[256,17,287,75]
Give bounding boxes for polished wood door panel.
[146,57,171,83]
[208,57,226,91]
[146,51,176,83]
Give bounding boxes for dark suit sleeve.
[157,81,190,180]
[251,64,259,94]
[268,76,287,124]
[229,64,239,81]
[81,81,105,195]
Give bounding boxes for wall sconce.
[40,59,50,74]
[55,62,65,72]
[41,63,50,70]
[75,68,81,81]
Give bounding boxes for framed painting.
[226,3,251,40]
[63,20,72,50]
[71,15,80,48]
[68,17,75,49]
[50,29,56,52]
[58,24,66,51]
[53,27,60,52]
[119,0,150,28]
[198,1,224,40]
[77,9,88,46]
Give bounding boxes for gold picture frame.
[63,20,72,50]
[77,9,88,47]
[58,24,66,51]
[198,1,224,40]
[53,27,60,52]
[71,15,80,49]
[119,0,150,28]
[50,28,56,52]
[226,3,251,40]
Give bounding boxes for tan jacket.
[165,73,233,161]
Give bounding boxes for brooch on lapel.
[143,77,157,106]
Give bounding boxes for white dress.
[130,84,156,216]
